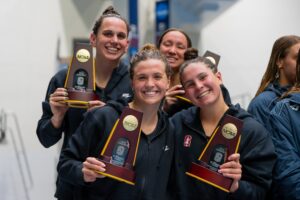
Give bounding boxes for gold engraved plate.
[123,115,138,132]
[76,49,90,63]
[222,123,237,139]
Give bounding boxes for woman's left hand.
[87,100,106,111]
[218,153,242,193]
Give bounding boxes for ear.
[215,71,223,84]
[124,39,130,53]
[276,58,283,69]
[89,33,96,47]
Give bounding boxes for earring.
[275,71,279,79]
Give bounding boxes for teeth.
[197,91,210,99]
[144,91,157,95]
[107,47,118,53]
[167,57,176,62]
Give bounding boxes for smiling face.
[90,17,129,62]
[181,62,223,108]
[159,31,189,71]
[131,59,170,106]
[277,42,300,85]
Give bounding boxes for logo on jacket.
[183,135,192,147]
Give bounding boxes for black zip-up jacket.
[58,101,174,200]
[36,62,133,199]
[170,104,276,200]
[36,62,133,149]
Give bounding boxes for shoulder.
[116,61,130,75]
[49,67,68,85]
[271,94,300,123]
[234,105,270,141]
[86,104,120,124]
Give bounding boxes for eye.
[102,30,113,37]
[183,81,195,89]
[117,32,127,40]
[153,73,163,80]
[136,75,147,80]
[177,44,186,50]
[197,73,207,81]
[162,41,172,47]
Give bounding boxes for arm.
[36,72,68,148]
[57,111,100,186]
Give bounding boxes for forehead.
[161,31,188,45]
[134,59,166,74]
[182,62,209,78]
[289,43,300,54]
[100,17,127,33]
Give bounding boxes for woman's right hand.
[163,84,185,110]
[82,157,106,182]
[49,88,69,128]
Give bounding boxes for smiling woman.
[170,49,276,200]
[36,5,134,200]
[57,44,175,200]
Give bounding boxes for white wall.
[0,0,66,200]
[200,0,300,108]
[1,0,300,199]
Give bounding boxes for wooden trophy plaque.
[186,114,243,192]
[97,107,143,185]
[64,43,98,108]
[203,50,221,70]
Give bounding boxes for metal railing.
[0,109,33,200]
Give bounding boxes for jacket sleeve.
[230,119,276,200]
[270,105,300,199]
[36,72,65,148]
[57,111,99,186]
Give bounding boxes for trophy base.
[65,89,99,108]
[186,161,232,193]
[97,158,135,185]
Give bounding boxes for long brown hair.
[255,35,300,97]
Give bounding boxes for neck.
[129,101,159,135]
[95,58,119,88]
[200,99,229,137]
[170,72,180,87]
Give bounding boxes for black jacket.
[36,62,133,199]
[58,101,174,200]
[170,104,276,200]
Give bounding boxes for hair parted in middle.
[92,5,131,35]
[129,43,172,79]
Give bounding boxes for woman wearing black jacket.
[58,44,174,200]
[170,49,276,200]
[36,6,133,199]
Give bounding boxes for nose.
[168,46,176,54]
[111,34,118,43]
[145,77,155,87]
[194,80,203,90]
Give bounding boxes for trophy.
[64,43,98,108]
[203,50,221,71]
[97,107,143,185]
[186,114,243,192]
